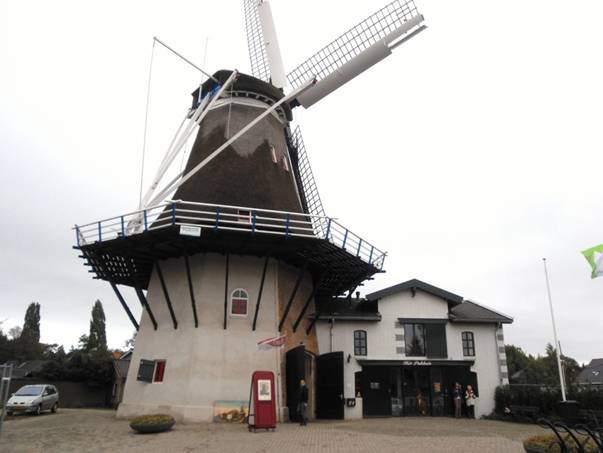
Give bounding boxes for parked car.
[6,384,59,416]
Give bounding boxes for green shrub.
[523,434,598,453]
[495,385,603,416]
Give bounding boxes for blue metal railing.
[74,200,387,270]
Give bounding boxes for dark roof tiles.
[367,279,463,304]
[450,300,513,324]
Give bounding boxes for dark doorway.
[441,366,474,417]
[401,367,431,416]
[430,367,445,416]
[362,366,391,417]
[315,351,344,419]
[286,345,305,422]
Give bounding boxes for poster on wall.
[257,379,271,401]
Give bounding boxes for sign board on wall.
[180,225,201,237]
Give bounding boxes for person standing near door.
[298,379,309,426]
[465,384,476,419]
[452,382,463,418]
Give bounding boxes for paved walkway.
[0,409,542,452]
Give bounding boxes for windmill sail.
[288,126,326,235]
[287,0,425,108]
[244,0,271,82]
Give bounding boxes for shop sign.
[402,361,432,366]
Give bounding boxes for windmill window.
[231,288,249,316]
[282,156,289,172]
[153,360,166,383]
[270,145,277,163]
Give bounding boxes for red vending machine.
[247,371,276,432]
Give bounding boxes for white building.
[315,279,512,419]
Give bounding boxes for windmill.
[74,0,425,423]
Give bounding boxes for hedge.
[495,385,603,416]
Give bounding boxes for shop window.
[425,324,447,358]
[231,288,249,316]
[403,322,448,358]
[462,331,475,357]
[153,360,166,383]
[404,323,426,356]
[354,330,367,356]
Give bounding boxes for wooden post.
[252,257,269,331]
[223,254,230,330]
[155,261,178,329]
[279,262,307,332]
[184,256,199,328]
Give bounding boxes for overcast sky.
[1,0,602,363]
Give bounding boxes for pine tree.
[21,302,41,343]
[87,300,107,351]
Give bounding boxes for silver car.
[6,384,59,416]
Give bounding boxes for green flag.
[582,243,603,278]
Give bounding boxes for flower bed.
[129,414,175,434]
[523,434,599,453]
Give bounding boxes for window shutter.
[425,324,447,358]
[137,359,155,383]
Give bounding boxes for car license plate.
[13,407,26,411]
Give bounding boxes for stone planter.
[129,414,175,434]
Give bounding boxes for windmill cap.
[192,70,293,121]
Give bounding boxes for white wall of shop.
[316,288,506,419]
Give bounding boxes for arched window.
[231,289,249,316]
[354,330,367,356]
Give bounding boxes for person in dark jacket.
[298,379,309,426]
[452,382,463,418]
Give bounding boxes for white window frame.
[230,288,249,317]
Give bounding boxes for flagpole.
[542,258,567,402]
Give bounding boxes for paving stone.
[0,409,543,453]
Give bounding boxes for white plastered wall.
[117,253,281,422]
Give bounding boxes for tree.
[11,302,43,361]
[124,331,137,350]
[87,300,107,352]
[8,326,22,340]
[505,343,582,386]
[21,302,41,343]
[505,345,530,381]
[77,334,89,351]
[0,321,10,362]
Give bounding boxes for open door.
[363,366,391,417]
[286,345,305,422]
[316,351,344,419]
